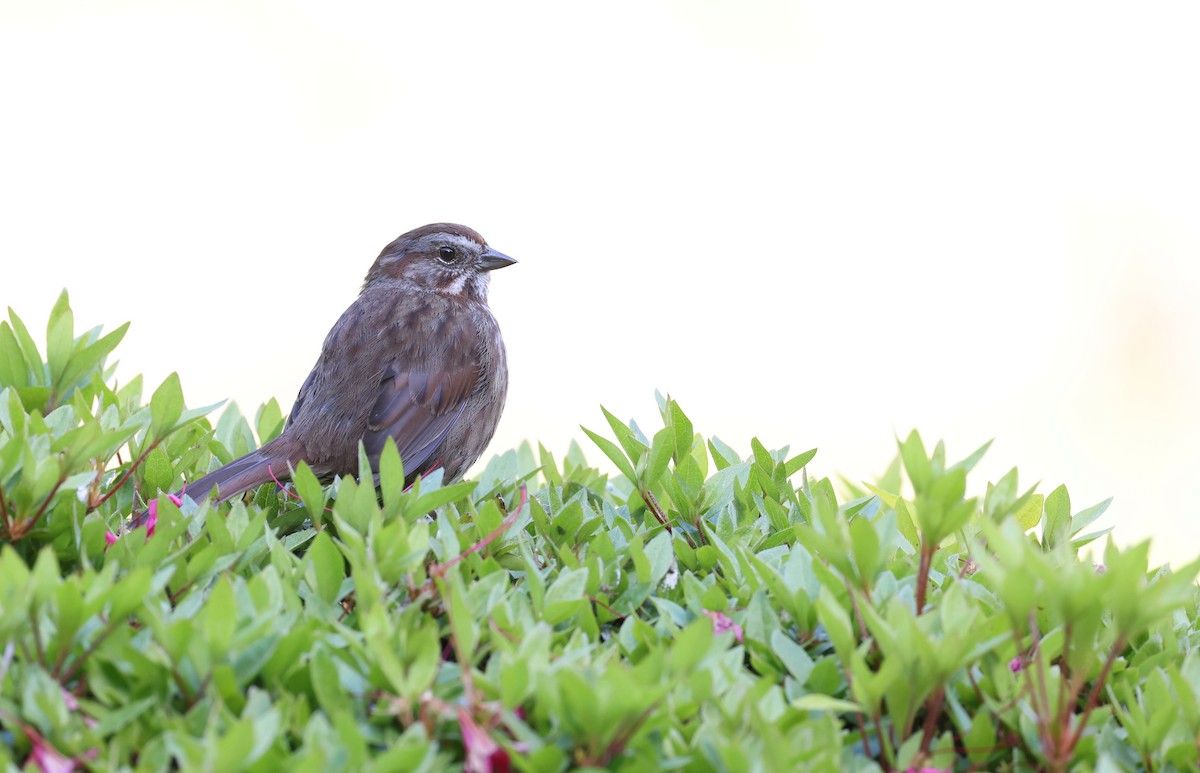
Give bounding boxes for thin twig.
[1058,623,1078,751]
[840,658,874,760]
[845,581,872,644]
[28,474,67,532]
[852,710,872,760]
[872,709,895,769]
[93,441,159,509]
[430,485,527,578]
[587,595,624,621]
[1025,613,1053,754]
[915,539,934,615]
[919,684,947,755]
[0,484,11,533]
[641,489,672,533]
[597,702,661,767]
[1066,637,1125,754]
[267,464,302,500]
[59,619,123,684]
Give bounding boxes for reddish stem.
[919,684,947,755]
[0,484,10,534]
[595,702,660,767]
[28,475,67,532]
[846,582,871,642]
[1064,638,1125,755]
[915,539,935,615]
[93,441,159,509]
[267,464,302,500]
[431,485,528,578]
[641,489,671,532]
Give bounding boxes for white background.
[3,2,1198,564]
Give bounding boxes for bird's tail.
[125,443,292,531]
[181,445,290,504]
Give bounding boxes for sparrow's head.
[364,223,516,300]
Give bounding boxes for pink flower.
[458,707,510,773]
[23,725,95,773]
[1009,656,1025,673]
[105,493,183,544]
[28,737,75,773]
[704,610,744,642]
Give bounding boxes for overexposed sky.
[3,1,1199,564]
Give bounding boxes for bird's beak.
[479,247,517,272]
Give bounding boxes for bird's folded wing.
[362,362,478,476]
[285,368,318,427]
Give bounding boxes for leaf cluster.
[2,295,1200,773]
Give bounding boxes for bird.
[179,222,514,504]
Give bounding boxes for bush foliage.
[2,293,1200,773]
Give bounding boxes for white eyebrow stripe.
[417,232,481,252]
[446,233,481,251]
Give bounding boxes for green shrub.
[2,293,1199,772]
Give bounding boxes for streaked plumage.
[182,223,513,503]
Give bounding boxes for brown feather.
[172,222,511,508]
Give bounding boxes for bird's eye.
[437,246,457,264]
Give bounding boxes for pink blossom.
[23,726,96,773]
[458,707,510,773]
[28,738,75,773]
[105,493,183,544]
[704,610,744,642]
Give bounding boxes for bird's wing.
[361,359,479,478]
[286,368,318,427]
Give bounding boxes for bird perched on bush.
[180,222,514,504]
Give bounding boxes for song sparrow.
[180,223,514,503]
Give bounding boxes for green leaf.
[444,573,479,661]
[204,576,237,656]
[784,448,817,478]
[1044,484,1070,546]
[149,372,184,436]
[772,630,815,683]
[292,461,327,525]
[307,531,345,605]
[644,427,673,487]
[537,442,562,487]
[581,425,637,482]
[409,480,476,517]
[45,289,73,385]
[92,696,158,736]
[377,438,405,507]
[59,322,129,393]
[668,399,694,463]
[0,323,29,388]
[791,694,862,713]
[1013,493,1043,530]
[708,436,741,470]
[543,566,589,624]
[950,438,992,474]
[142,444,175,494]
[601,405,646,461]
[1070,496,1112,536]
[669,618,713,674]
[109,566,153,620]
[255,398,284,443]
[6,307,43,386]
[898,430,932,494]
